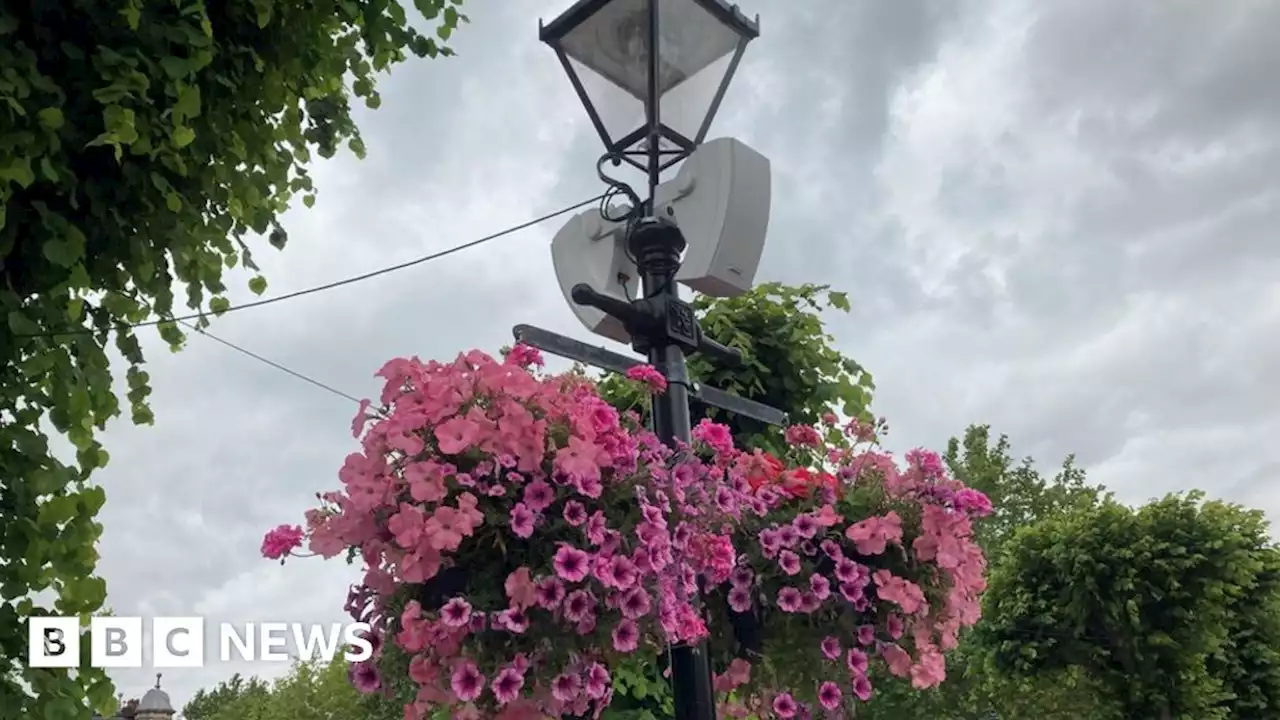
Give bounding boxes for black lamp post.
[541,3,760,720]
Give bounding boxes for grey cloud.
[1025,0,1280,147]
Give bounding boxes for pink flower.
[564,590,595,622]
[261,525,303,559]
[612,618,640,652]
[451,662,484,702]
[882,643,912,678]
[778,550,801,576]
[495,609,529,634]
[585,663,610,699]
[404,462,446,503]
[625,364,668,393]
[619,587,652,619]
[522,479,555,512]
[955,488,993,517]
[563,500,587,526]
[348,662,381,693]
[793,514,819,538]
[728,586,752,613]
[505,343,544,368]
[555,436,609,485]
[906,447,945,479]
[509,503,536,538]
[812,505,844,527]
[777,587,803,612]
[783,424,822,447]
[834,558,861,583]
[505,567,537,610]
[551,672,582,702]
[857,625,875,646]
[847,648,869,675]
[435,416,480,455]
[810,574,831,600]
[887,614,904,639]
[820,636,841,660]
[351,398,373,438]
[911,647,947,689]
[553,545,591,583]
[440,597,472,627]
[844,511,904,555]
[491,667,525,705]
[421,506,470,552]
[407,654,436,686]
[535,577,566,609]
[771,692,798,718]
[691,419,733,454]
[852,673,873,701]
[873,569,928,616]
[818,681,842,711]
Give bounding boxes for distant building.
[92,674,176,720]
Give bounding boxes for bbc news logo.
[27,617,373,668]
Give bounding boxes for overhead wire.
[17,194,606,339]
[152,192,610,408]
[180,319,365,406]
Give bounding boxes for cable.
[181,319,365,406]
[597,153,641,224]
[17,194,605,339]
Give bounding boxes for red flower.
[746,452,785,492]
[777,467,838,500]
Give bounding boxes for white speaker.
[550,206,640,343]
[655,137,772,297]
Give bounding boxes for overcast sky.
[82,0,1279,709]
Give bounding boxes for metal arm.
[570,283,743,367]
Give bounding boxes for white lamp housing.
[655,136,771,297]
[550,206,640,344]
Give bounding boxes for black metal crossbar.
[512,323,787,427]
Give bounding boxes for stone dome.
[137,675,174,715]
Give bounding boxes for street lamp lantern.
[541,0,759,187]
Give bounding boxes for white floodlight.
[654,136,771,297]
[550,206,640,343]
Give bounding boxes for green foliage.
[185,654,456,720]
[599,656,675,720]
[944,425,1107,557]
[187,659,374,720]
[853,425,1118,720]
[182,673,270,720]
[0,1,466,716]
[598,282,874,454]
[690,283,873,454]
[979,491,1280,719]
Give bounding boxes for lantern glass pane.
[559,0,740,101]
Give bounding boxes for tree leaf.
[37,107,65,130]
[172,126,196,148]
